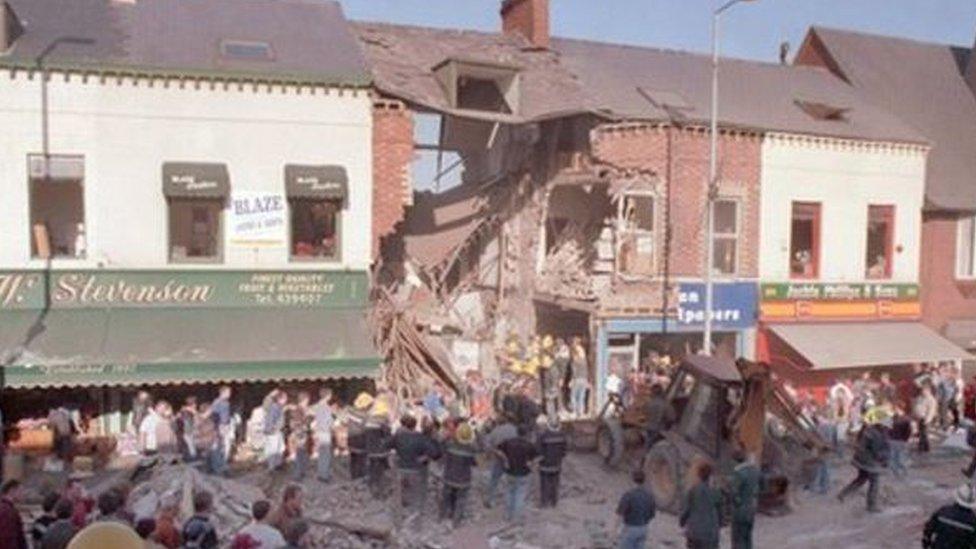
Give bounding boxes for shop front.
[0,269,380,430]
[756,282,971,397]
[594,281,757,410]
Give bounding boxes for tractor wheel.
[644,440,683,513]
[596,418,626,468]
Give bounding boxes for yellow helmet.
[456,423,475,445]
[542,335,554,349]
[370,399,390,418]
[353,392,375,411]
[67,522,142,549]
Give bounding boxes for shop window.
[290,199,340,260]
[957,215,976,279]
[168,199,222,262]
[28,155,86,259]
[790,202,821,279]
[618,193,655,276]
[865,205,894,279]
[712,199,739,276]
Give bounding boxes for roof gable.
[803,26,976,210]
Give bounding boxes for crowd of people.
[11,356,976,548]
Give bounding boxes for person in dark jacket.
[346,393,372,480]
[391,414,441,518]
[838,410,890,512]
[680,463,721,549]
[182,491,218,549]
[888,405,912,479]
[923,483,976,549]
[30,492,61,546]
[537,416,568,508]
[440,423,479,527]
[365,409,392,499]
[39,499,77,549]
[729,452,761,549]
[616,469,656,549]
[643,385,675,451]
[497,424,540,523]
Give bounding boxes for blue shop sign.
[677,282,757,330]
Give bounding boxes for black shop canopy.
[162,162,230,198]
[768,322,972,371]
[285,164,348,200]
[0,308,379,389]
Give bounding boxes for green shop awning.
[0,308,380,389]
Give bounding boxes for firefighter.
[346,393,372,480]
[439,423,478,527]
[364,399,392,499]
[537,415,568,508]
[923,483,976,549]
[837,407,890,512]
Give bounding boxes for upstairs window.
[957,215,976,279]
[711,199,739,276]
[169,200,223,262]
[865,205,894,279]
[434,58,520,115]
[618,193,655,276]
[28,154,86,259]
[790,202,821,279]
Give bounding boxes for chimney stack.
[501,0,550,50]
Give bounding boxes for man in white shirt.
[235,500,285,548]
[139,405,161,456]
[313,388,335,483]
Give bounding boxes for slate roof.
[1,0,370,86]
[803,27,976,210]
[552,37,926,144]
[351,21,590,122]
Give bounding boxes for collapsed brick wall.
[590,123,762,279]
[372,99,414,259]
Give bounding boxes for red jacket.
[0,496,27,549]
[964,381,976,421]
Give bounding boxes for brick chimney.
[501,0,549,50]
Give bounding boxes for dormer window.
[434,58,520,115]
[220,39,274,61]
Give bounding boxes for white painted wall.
[0,71,373,271]
[759,135,927,282]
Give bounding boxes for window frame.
[711,198,740,277]
[865,204,895,280]
[288,197,343,263]
[616,190,657,277]
[166,197,225,264]
[957,214,976,280]
[789,201,822,280]
[27,154,87,260]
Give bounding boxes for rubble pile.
[536,222,596,300]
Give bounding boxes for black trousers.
[350,451,367,479]
[539,471,560,507]
[440,484,469,525]
[368,457,388,498]
[918,419,930,453]
[838,468,879,511]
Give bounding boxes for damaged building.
[361,0,952,405]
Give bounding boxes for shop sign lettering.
[0,270,364,310]
[677,282,757,330]
[761,283,919,301]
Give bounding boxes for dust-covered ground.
[248,442,967,549]
[19,442,968,548]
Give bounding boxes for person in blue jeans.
[616,469,656,549]
[496,425,539,523]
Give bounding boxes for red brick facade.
[590,123,762,278]
[371,99,414,259]
[920,211,976,342]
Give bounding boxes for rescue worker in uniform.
[923,483,976,549]
[837,407,890,512]
[440,423,478,527]
[537,415,568,508]
[364,400,392,498]
[346,393,371,480]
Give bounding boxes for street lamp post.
[703,0,756,356]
